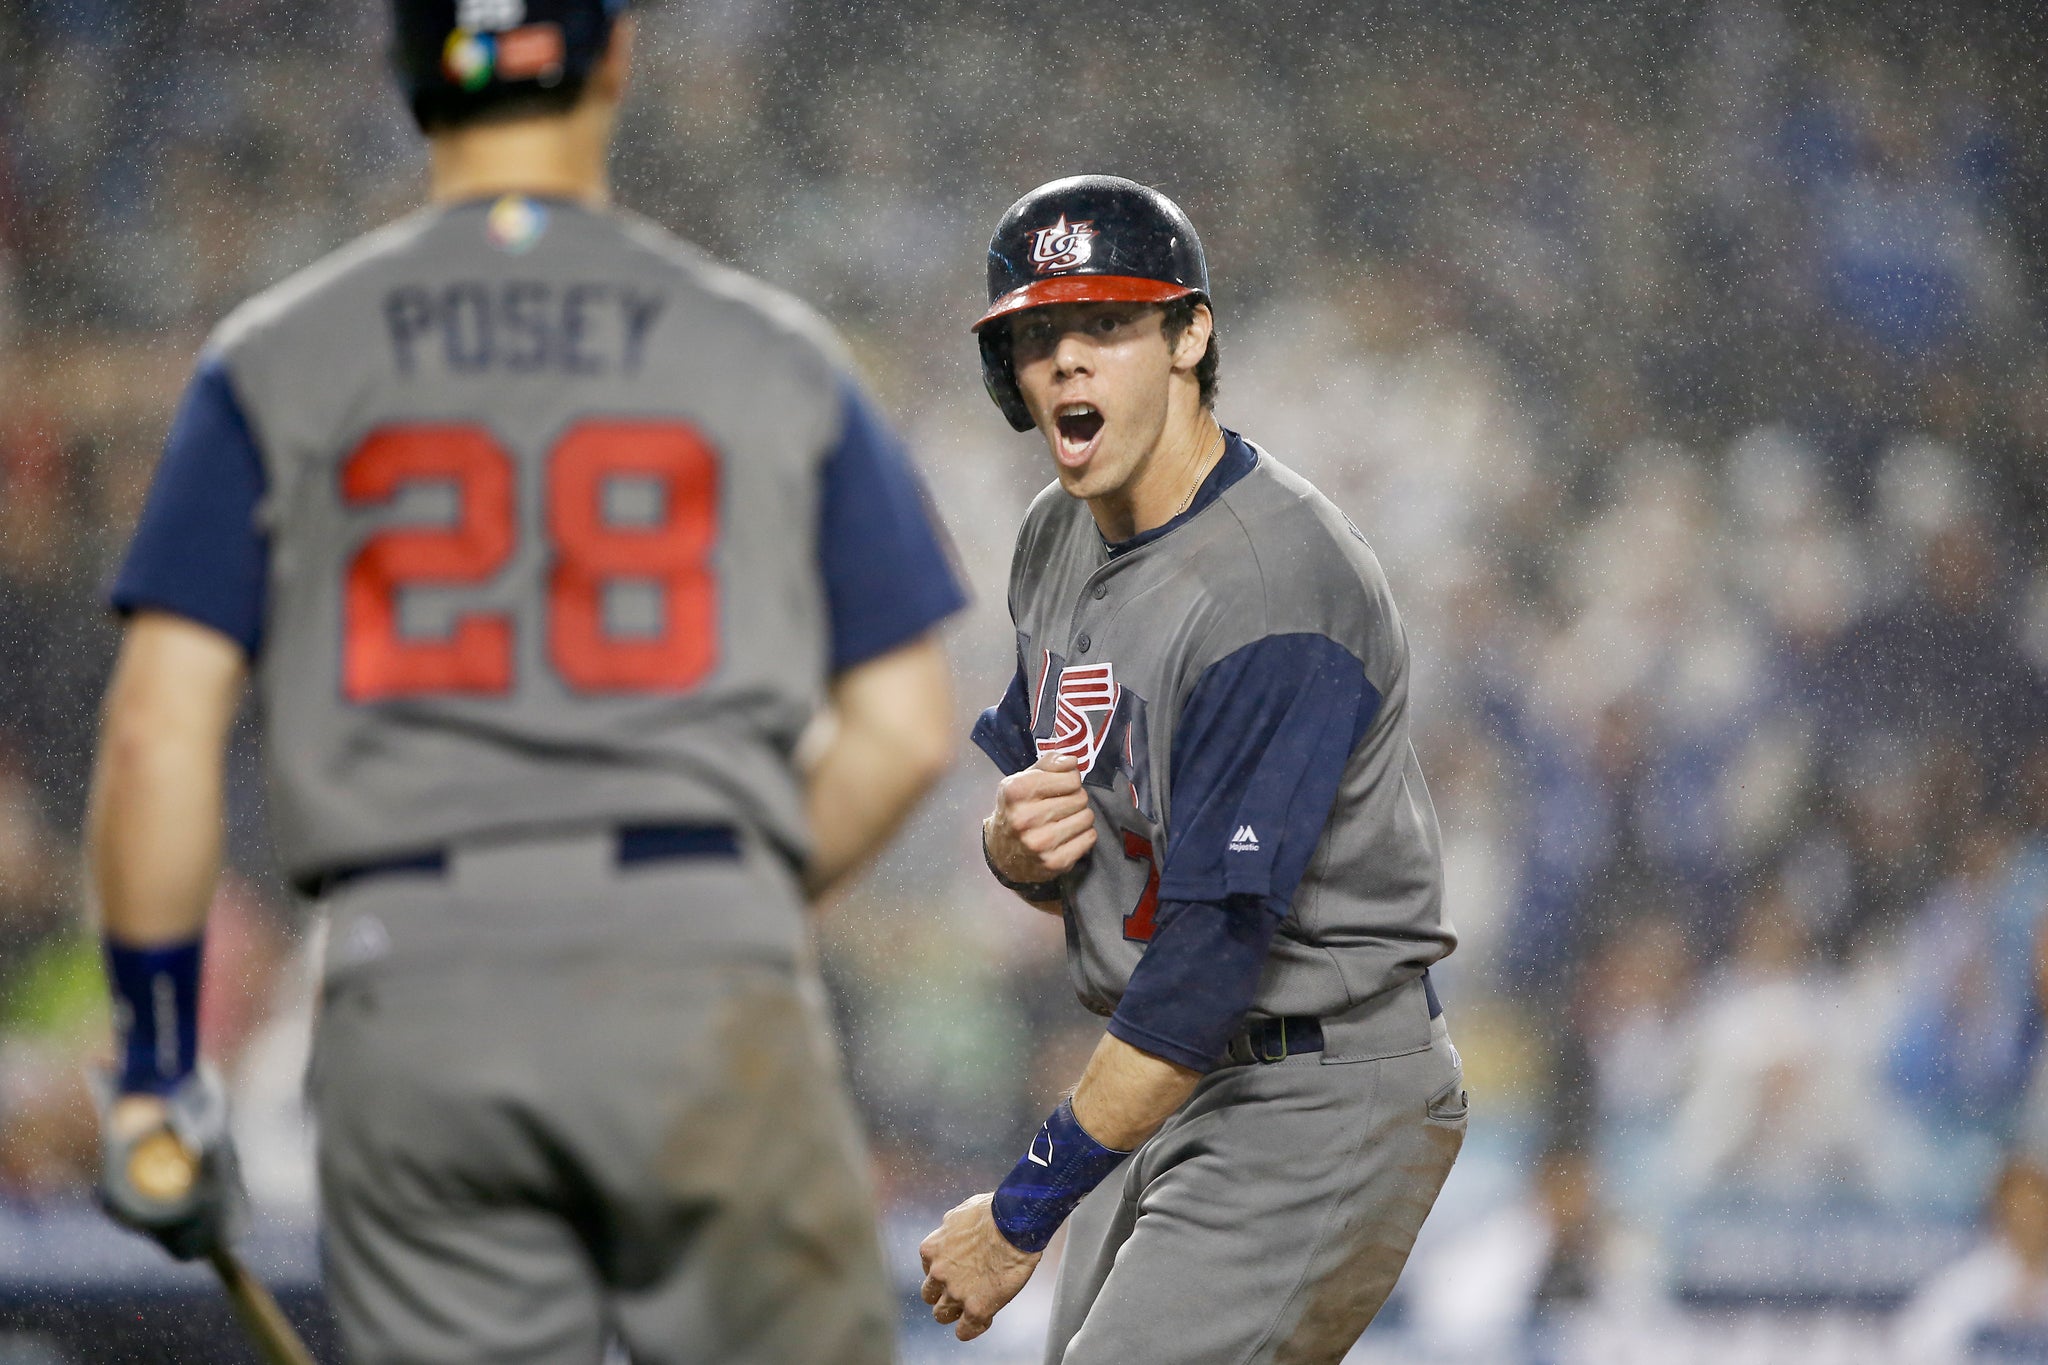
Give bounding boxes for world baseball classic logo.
[1028,216,1097,273]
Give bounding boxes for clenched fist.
[984,753,1098,896]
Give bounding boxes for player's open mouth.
[1054,403,1105,465]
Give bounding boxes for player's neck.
[1089,407,1225,544]
[427,104,615,209]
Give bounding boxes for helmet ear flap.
[979,332,1035,432]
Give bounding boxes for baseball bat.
[128,1129,320,1365]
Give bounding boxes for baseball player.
[87,3,966,1361]
[917,175,1465,1363]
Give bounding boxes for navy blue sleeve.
[109,354,270,656]
[971,659,1039,775]
[1108,895,1285,1072]
[1156,633,1383,905]
[1107,634,1384,1073]
[818,379,969,672]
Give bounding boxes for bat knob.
[127,1128,199,1203]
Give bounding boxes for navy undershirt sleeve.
[971,662,1038,775]
[1109,633,1384,1071]
[109,354,270,656]
[818,380,969,672]
[1109,895,1287,1071]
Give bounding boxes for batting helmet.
[973,176,1210,432]
[391,0,631,132]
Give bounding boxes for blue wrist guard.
[990,1098,1131,1253]
[105,938,203,1096]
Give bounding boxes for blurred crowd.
[3,0,2048,1355]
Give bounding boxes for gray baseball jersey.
[973,431,1452,1063]
[113,196,966,892]
[111,196,965,1364]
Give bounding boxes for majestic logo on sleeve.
[1028,216,1097,274]
[1032,651,1155,821]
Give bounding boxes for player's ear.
[591,14,634,103]
[1168,303,1213,375]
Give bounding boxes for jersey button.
[1076,634,1091,653]
[1092,583,1108,600]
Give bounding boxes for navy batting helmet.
[391,0,630,131]
[973,176,1210,432]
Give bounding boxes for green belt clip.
[1258,1018,1288,1063]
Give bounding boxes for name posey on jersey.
[384,279,666,376]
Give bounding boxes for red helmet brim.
[971,276,1199,332]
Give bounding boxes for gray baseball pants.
[306,832,895,1365]
[1045,1011,1466,1365]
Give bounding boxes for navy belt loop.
[1423,969,1443,1020]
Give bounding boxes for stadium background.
[1,0,2047,1359]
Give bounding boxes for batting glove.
[94,1064,245,1261]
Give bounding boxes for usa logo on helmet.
[1028,216,1097,274]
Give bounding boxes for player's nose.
[1051,330,1094,378]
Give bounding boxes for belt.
[1222,970,1444,1067]
[1223,1015,1325,1065]
[294,823,741,898]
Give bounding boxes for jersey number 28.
[340,420,718,702]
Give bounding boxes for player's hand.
[918,1192,1042,1341]
[986,753,1098,885]
[94,1066,244,1261]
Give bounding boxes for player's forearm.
[88,616,246,945]
[978,1030,1198,1256]
[803,635,956,898]
[1069,1031,1202,1152]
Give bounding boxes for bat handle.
[209,1247,320,1365]
[115,1111,316,1362]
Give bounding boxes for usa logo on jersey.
[1029,216,1097,274]
[1030,651,1156,821]
[1036,661,1119,774]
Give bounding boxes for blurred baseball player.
[918,175,1465,1363]
[88,3,966,1361]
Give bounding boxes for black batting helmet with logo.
[390,0,630,131]
[973,175,1210,432]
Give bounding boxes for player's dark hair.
[415,79,589,134]
[1162,297,1220,410]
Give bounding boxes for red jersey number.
[340,420,720,702]
[548,421,719,692]
[341,427,515,702]
[1122,830,1162,942]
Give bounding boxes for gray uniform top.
[113,197,965,891]
[973,432,1452,1060]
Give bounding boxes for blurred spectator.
[1666,874,1901,1206]
[1888,825,2048,1164]
[1405,1144,1613,1353]
[1895,1156,2048,1364]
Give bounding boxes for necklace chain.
[1170,427,1225,520]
